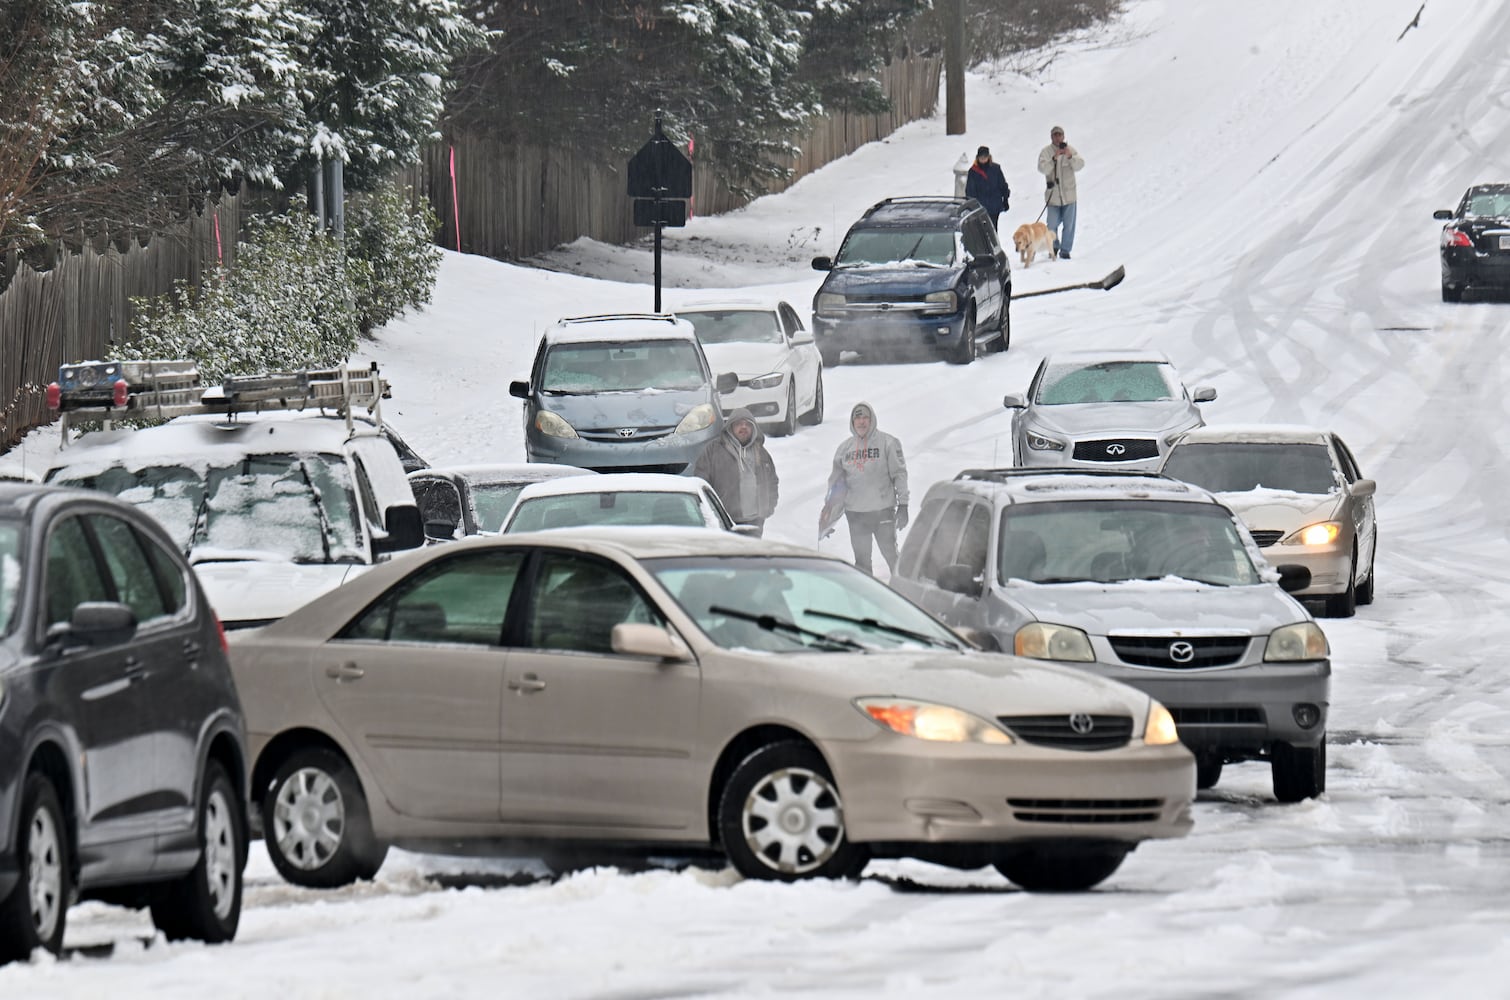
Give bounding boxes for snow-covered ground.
[6,0,1510,995]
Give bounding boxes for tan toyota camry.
[231,528,1194,891]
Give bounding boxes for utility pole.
[945,0,967,135]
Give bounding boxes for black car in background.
[1434,183,1510,301]
[811,197,1011,366]
[0,484,247,962]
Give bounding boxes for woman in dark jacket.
[965,146,1011,228]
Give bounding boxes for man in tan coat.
[1037,125,1085,259]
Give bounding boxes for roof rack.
[50,359,390,444]
[557,313,679,325]
[954,468,1178,484]
[867,196,975,214]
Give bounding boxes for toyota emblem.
[1168,640,1196,663]
[1106,443,1126,456]
[616,428,637,438]
[1069,713,1095,734]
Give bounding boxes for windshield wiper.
[294,458,334,564]
[802,608,961,650]
[708,605,866,652]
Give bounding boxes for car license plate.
[1500,235,1510,250]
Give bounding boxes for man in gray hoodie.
[826,402,909,575]
[694,408,779,536]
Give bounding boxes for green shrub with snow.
[344,185,442,335]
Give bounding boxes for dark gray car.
[0,484,247,962]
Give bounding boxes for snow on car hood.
[822,265,960,298]
[701,342,790,377]
[1027,398,1201,436]
[543,387,713,428]
[192,561,367,627]
[1215,488,1341,531]
[1003,579,1308,636]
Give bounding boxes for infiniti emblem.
[1168,640,1196,663]
[1069,713,1095,735]
[1106,443,1126,456]
[616,428,637,438]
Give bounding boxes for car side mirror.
[1275,564,1312,594]
[791,331,813,345]
[716,372,739,394]
[1349,479,1376,499]
[937,563,984,597]
[424,517,459,541]
[1003,393,1026,409]
[811,256,833,271]
[1192,386,1217,403]
[731,523,762,537]
[1432,209,1453,220]
[375,504,425,554]
[953,627,1000,652]
[509,380,530,399]
[49,601,138,651]
[611,623,692,661]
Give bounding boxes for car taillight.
[112,379,129,406]
[214,614,228,654]
[1442,228,1473,248]
[46,383,61,410]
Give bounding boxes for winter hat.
[1050,126,1065,137]
[976,145,991,157]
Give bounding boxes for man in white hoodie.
[825,402,909,575]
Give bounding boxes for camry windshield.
[0,521,21,636]
[51,454,363,564]
[650,555,964,653]
[508,492,706,532]
[998,500,1260,587]
[541,342,707,393]
[678,310,784,345]
[835,229,956,267]
[469,483,529,533]
[1163,443,1337,494]
[1036,361,1181,405]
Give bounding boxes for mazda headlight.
[816,293,846,313]
[746,372,784,390]
[856,698,1012,744]
[674,404,717,435]
[535,410,578,439]
[1286,521,1342,547]
[1026,432,1065,452]
[1014,622,1094,661]
[1264,622,1329,661]
[922,290,959,314]
[1144,701,1180,745]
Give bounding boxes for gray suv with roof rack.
[811,196,1010,366]
[890,468,1331,803]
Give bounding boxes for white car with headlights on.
[674,299,824,437]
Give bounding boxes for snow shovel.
[1011,265,1125,300]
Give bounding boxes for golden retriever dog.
[1011,221,1056,268]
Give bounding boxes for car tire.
[1271,737,1326,803]
[993,843,1129,892]
[773,384,799,437]
[1321,550,1357,618]
[798,372,824,426]
[819,342,841,368]
[1355,540,1377,606]
[263,748,388,888]
[1441,281,1463,303]
[717,741,867,882]
[996,286,1011,352]
[150,760,244,943]
[0,774,71,963]
[947,313,977,365]
[1195,756,1223,790]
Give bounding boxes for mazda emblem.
[616,428,637,438]
[1069,713,1095,735]
[1168,640,1196,663]
[1106,443,1126,456]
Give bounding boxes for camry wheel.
[1272,737,1327,803]
[150,760,244,942]
[1355,540,1377,606]
[264,748,387,888]
[0,774,71,963]
[798,372,824,426]
[993,843,1129,892]
[718,742,866,881]
[1321,550,1357,618]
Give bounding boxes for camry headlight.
[1264,622,1329,661]
[535,410,578,439]
[746,372,784,390]
[816,293,846,313]
[1014,622,1094,661]
[1026,432,1065,452]
[856,698,1012,744]
[1286,521,1342,546]
[1144,701,1180,745]
[922,290,958,314]
[674,403,717,435]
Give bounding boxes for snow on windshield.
[835,229,957,267]
[541,341,706,393]
[1038,361,1180,404]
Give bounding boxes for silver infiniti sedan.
[1003,350,1216,470]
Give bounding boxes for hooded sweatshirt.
[693,408,779,522]
[830,402,908,514]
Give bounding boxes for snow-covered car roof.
[1172,424,1329,446]
[513,472,711,500]
[673,299,781,313]
[447,525,825,561]
[413,463,594,485]
[542,314,698,345]
[1043,348,1173,366]
[949,470,1220,506]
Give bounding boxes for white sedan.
[674,299,824,436]
[499,473,749,533]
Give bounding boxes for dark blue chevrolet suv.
[811,197,1011,366]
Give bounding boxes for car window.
[412,476,464,535]
[1331,436,1362,483]
[139,528,188,615]
[87,514,170,624]
[508,491,705,531]
[779,303,804,336]
[918,499,973,582]
[1465,190,1510,218]
[836,229,956,267]
[958,504,993,578]
[678,310,784,345]
[1163,443,1336,494]
[961,218,993,258]
[521,552,663,654]
[897,497,948,579]
[49,463,203,554]
[702,487,735,528]
[1037,361,1180,405]
[341,550,524,645]
[44,516,112,629]
[0,521,21,636]
[541,341,707,392]
[469,482,529,533]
